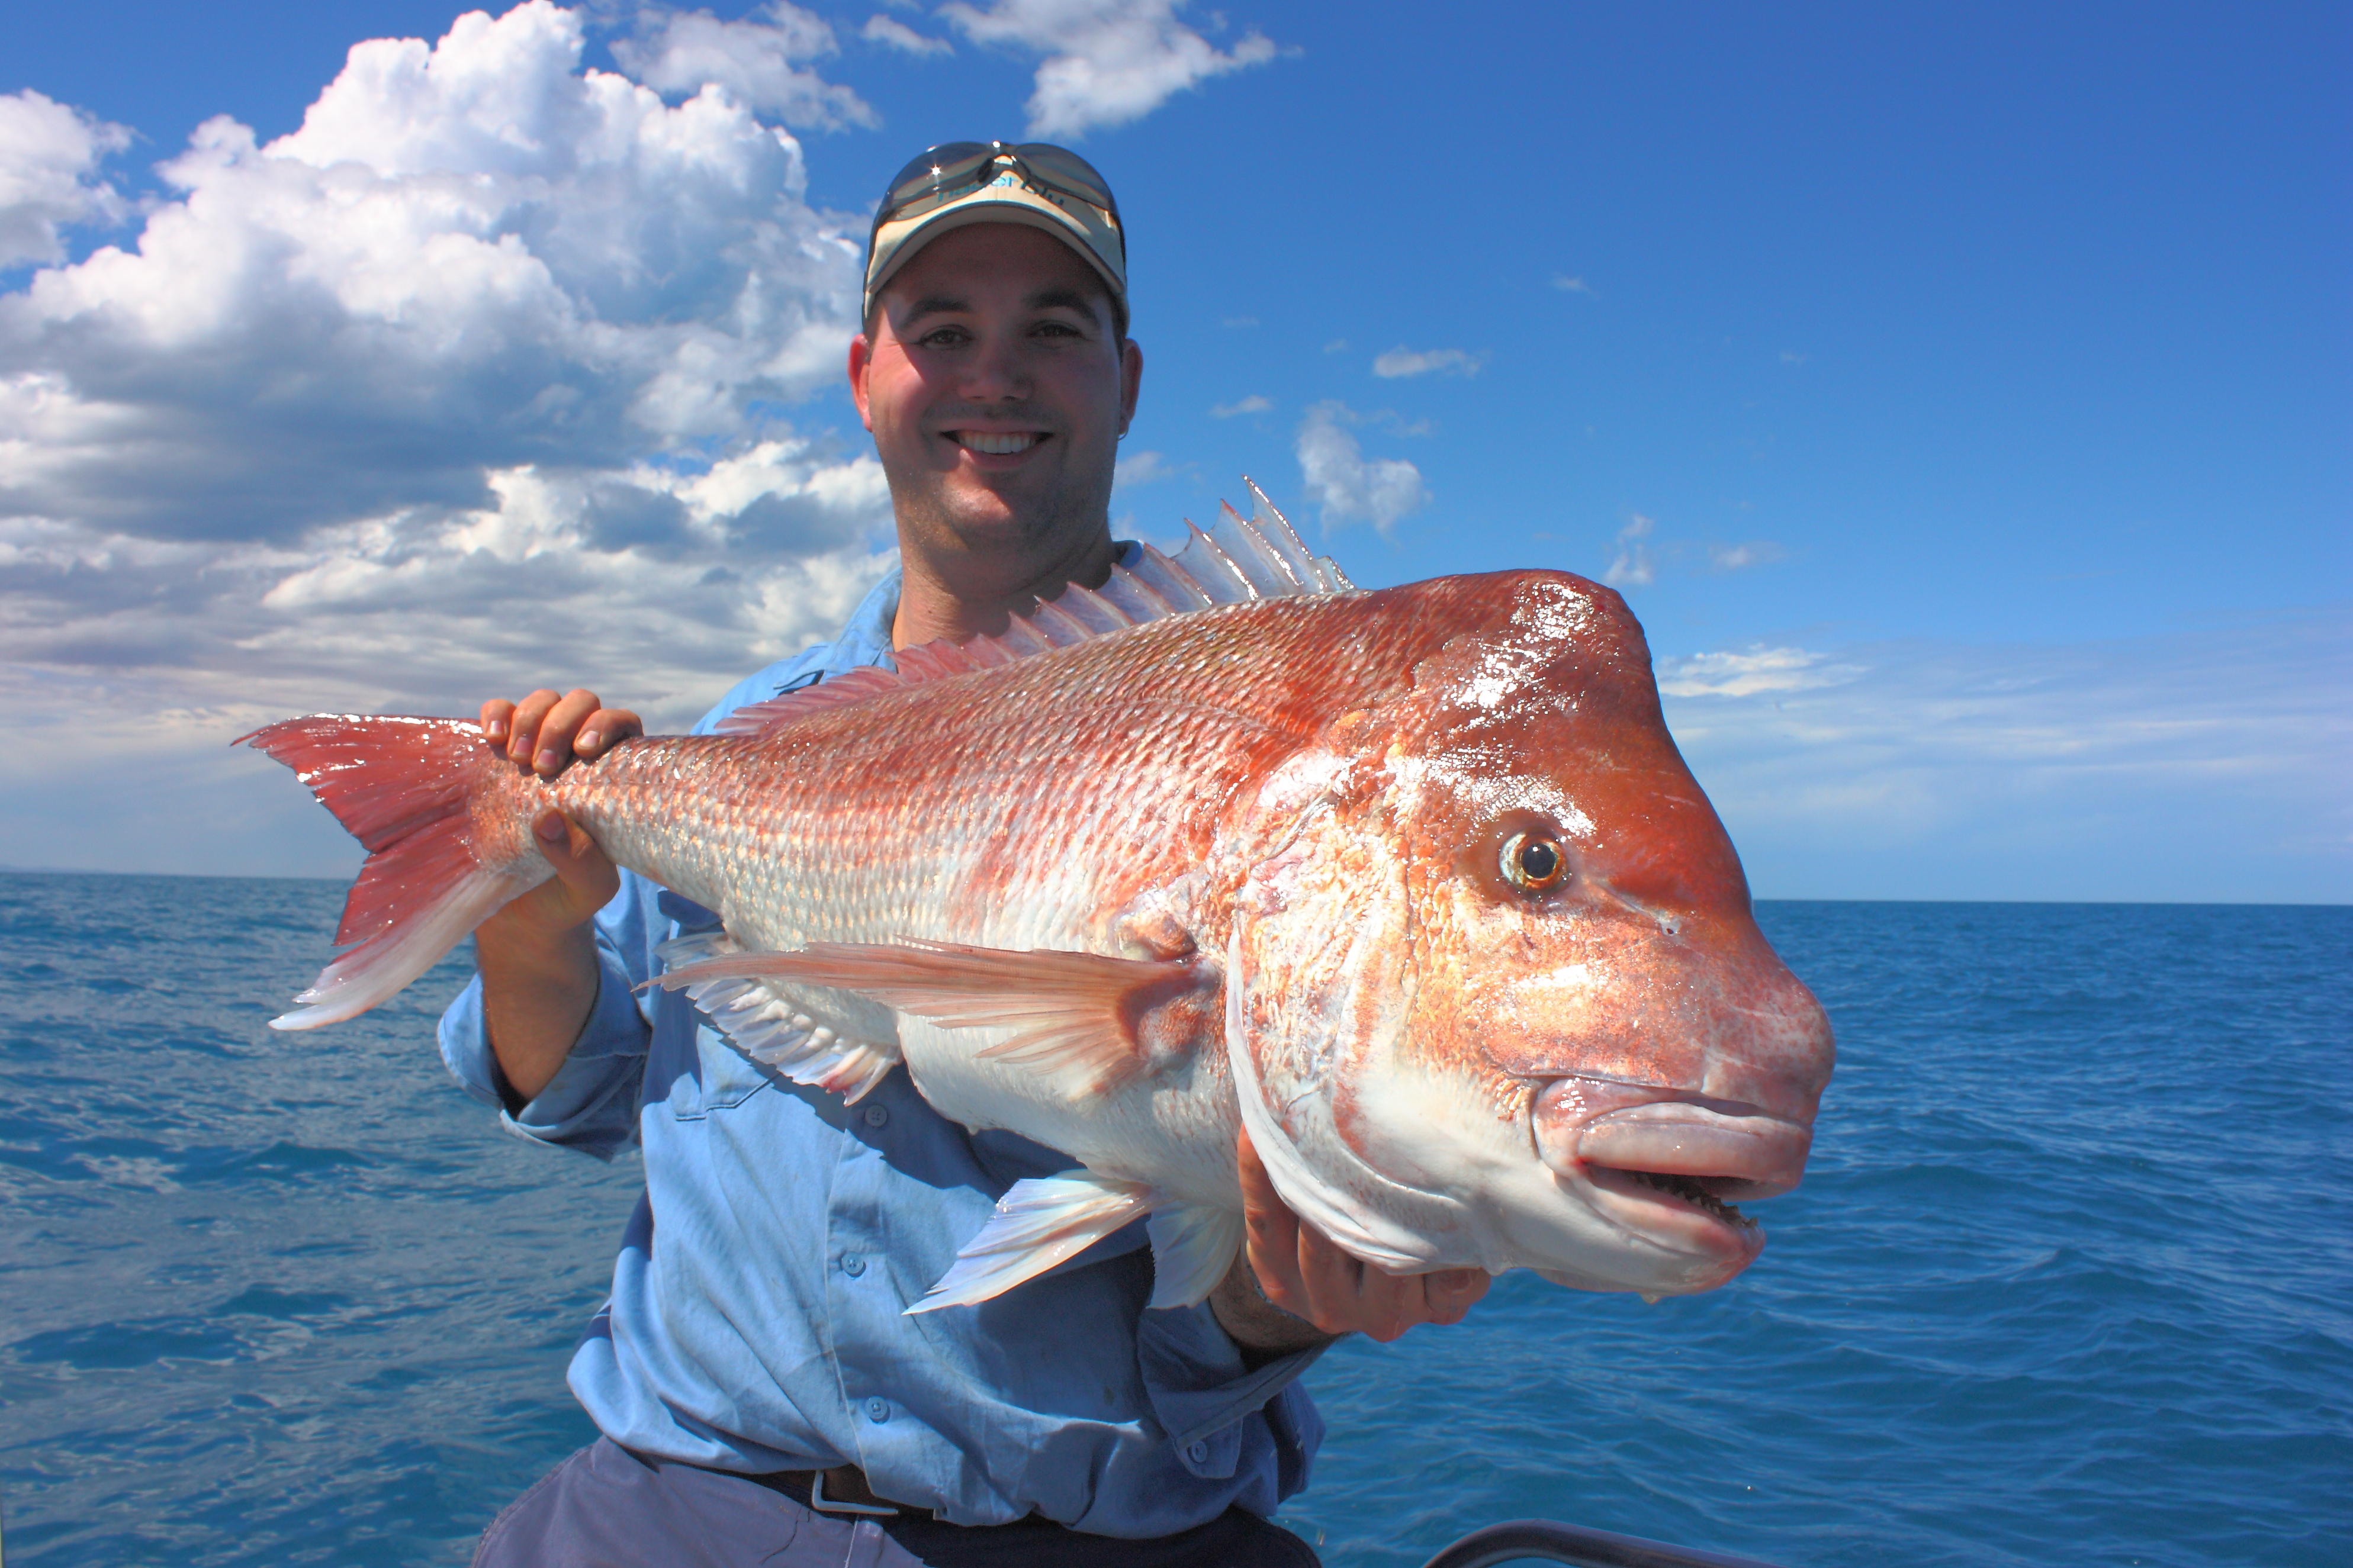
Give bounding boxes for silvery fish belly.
[243,488,1835,1313]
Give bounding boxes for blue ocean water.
[1,875,2346,1566]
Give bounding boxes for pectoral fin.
[907,1172,1157,1313]
[655,939,1211,1096]
[1145,1203,1246,1310]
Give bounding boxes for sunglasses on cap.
[869,141,1123,246]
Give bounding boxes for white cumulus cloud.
[0,91,133,268]
[1372,344,1485,379]
[1210,394,1269,417]
[938,0,1281,138]
[0,1,899,871]
[612,4,878,128]
[1,1,866,547]
[1296,401,1427,535]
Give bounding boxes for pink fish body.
[246,490,1834,1311]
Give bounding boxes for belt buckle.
[809,1467,900,1518]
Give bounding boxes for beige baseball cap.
[863,141,1127,326]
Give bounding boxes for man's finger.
[574,707,643,758]
[506,688,564,765]
[531,690,603,775]
[1236,1129,1309,1316]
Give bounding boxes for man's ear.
[1118,338,1143,436]
[847,333,875,432]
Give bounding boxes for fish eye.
[1500,831,1568,894]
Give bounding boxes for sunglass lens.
[882,143,998,205]
[1011,144,1117,212]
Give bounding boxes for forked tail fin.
[237,715,544,1031]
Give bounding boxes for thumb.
[530,809,618,906]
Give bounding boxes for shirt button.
[842,1255,865,1277]
[862,1105,889,1128]
[1185,1440,1210,1464]
[865,1397,891,1424]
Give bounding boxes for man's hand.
[1208,1128,1491,1358]
[471,688,642,1101]
[482,687,642,778]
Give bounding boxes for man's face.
[850,223,1142,578]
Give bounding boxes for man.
[448,141,1489,1567]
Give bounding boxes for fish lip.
[1532,1076,1814,1203]
[1580,1163,1766,1267]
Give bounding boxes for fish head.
[1229,571,1834,1298]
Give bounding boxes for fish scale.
[243,492,1834,1314]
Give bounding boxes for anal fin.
[652,932,904,1103]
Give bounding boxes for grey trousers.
[471,1438,1322,1568]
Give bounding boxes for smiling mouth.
[953,431,1044,455]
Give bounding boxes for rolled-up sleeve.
[437,872,663,1161]
[1134,1305,1326,1507]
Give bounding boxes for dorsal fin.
[715,480,1349,738]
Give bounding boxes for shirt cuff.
[437,947,650,1159]
[1135,1302,1330,1481]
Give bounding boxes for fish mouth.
[1581,1164,1763,1257]
[1533,1077,1811,1261]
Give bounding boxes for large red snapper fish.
[243,487,1834,1313]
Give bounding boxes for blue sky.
[3,1,2345,900]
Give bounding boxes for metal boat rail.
[1419,1518,1788,1568]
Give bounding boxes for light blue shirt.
[439,565,1324,1535]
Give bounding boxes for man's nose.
[954,333,1029,401]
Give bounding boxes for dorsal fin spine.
[1096,568,1175,623]
[1057,582,1133,636]
[1214,501,1304,592]
[1126,545,1214,613]
[718,487,1349,736]
[1030,599,1090,647]
[1179,523,1258,603]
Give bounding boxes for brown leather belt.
[740,1461,911,1518]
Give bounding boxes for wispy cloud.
[1221,315,1258,328]
[1323,338,1348,354]
[1112,448,1178,488]
[1372,345,1487,379]
[0,91,133,268]
[1709,540,1786,572]
[860,12,953,54]
[1210,394,1270,418]
[1605,515,1656,587]
[1552,274,1594,296]
[937,0,1281,138]
[611,3,878,128]
[1296,401,1428,535]
[1654,646,1862,698]
[1658,616,2353,901]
